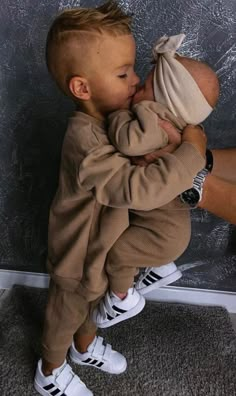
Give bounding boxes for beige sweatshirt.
[47,110,204,297]
[108,100,186,156]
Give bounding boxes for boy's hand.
[182,124,207,158]
[131,144,179,166]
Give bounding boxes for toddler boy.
[92,33,219,328]
[34,2,206,396]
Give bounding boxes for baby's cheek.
[146,86,155,102]
[132,91,143,105]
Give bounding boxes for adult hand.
[182,124,207,158]
[131,118,182,166]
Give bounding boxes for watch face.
[180,188,200,207]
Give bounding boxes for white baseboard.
[1,269,236,313]
[146,287,236,313]
[0,269,50,289]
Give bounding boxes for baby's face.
[132,67,155,105]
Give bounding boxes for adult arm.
[211,148,236,183]
[131,120,236,224]
[198,174,236,224]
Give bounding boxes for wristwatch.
[180,168,209,208]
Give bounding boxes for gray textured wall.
[0,0,235,290]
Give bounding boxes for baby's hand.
[158,118,182,146]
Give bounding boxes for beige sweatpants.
[42,281,102,364]
[42,200,190,364]
[106,200,191,292]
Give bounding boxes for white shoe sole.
[94,294,146,329]
[70,352,128,374]
[137,269,182,295]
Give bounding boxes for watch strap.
[205,149,213,172]
[192,168,209,192]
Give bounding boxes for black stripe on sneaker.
[96,361,104,367]
[106,313,114,320]
[51,389,61,396]
[149,271,162,280]
[143,278,152,286]
[112,305,126,314]
[145,274,156,283]
[145,274,161,284]
[44,384,55,391]
[83,358,92,363]
[90,359,98,365]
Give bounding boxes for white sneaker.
[135,262,182,295]
[92,287,145,328]
[34,359,93,396]
[69,335,127,374]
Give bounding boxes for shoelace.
[140,268,151,280]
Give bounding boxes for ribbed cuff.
[173,142,206,176]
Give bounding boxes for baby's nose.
[136,84,143,92]
[133,72,140,86]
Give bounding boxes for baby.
[93,33,220,328]
[108,33,219,156]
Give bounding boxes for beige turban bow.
[153,33,213,124]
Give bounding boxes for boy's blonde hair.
[46,1,132,96]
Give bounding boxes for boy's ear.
[69,76,91,100]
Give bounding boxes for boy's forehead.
[65,32,135,75]
[95,33,136,67]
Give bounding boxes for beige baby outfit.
[105,34,213,292]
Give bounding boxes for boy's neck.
[76,101,105,122]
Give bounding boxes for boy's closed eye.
[118,74,128,79]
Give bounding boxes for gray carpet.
[1,287,236,396]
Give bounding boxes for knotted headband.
[152,33,213,124]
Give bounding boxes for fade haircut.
[46,1,132,96]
